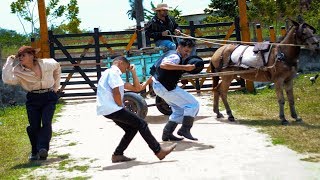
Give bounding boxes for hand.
[184,64,196,72]
[174,29,181,35]
[128,64,136,73]
[162,30,169,36]
[9,55,16,60]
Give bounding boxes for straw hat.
[153,3,170,11]
[17,46,40,57]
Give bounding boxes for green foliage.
[10,0,81,35]
[205,0,238,17]
[202,15,233,24]
[301,1,320,33]
[0,28,29,47]
[0,28,29,57]
[204,0,320,33]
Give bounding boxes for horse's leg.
[284,80,303,122]
[274,80,289,125]
[219,76,235,122]
[213,77,223,118]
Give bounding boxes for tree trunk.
[134,0,144,26]
[134,0,144,48]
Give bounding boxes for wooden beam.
[37,0,50,58]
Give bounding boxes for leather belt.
[30,88,53,94]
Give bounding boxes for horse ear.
[288,18,299,26]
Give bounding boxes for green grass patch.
[0,102,63,179]
[53,129,73,137]
[58,158,89,173]
[218,72,320,161]
[68,165,89,172]
[58,159,75,170]
[68,142,77,146]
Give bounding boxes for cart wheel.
[155,96,172,115]
[123,92,148,119]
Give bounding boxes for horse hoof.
[228,117,235,122]
[281,120,289,125]
[295,117,303,123]
[217,113,224,118]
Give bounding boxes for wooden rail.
[181,69,257,80]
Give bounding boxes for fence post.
[269,26,276,42]
[48,30,55,59]
[136,25,143,49]
[140,21,147,48]
[234,17,241,44]
[189,21,195,37]
[94,28,102,79]
[255,24,263,42]
[237,0,254,93]
[280,26,286,37]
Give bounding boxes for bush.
[0,69,26,107]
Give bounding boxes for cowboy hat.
[17,46,40,57]
[153,3,170,11]
[183,56,204,74]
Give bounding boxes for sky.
[0,0,211,34]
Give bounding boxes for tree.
[0,28,29,57]
[127,0,153,22]
[134,0,144,27]
[10,0,81,35]
[204,0,319,32]
[204,0,238,18]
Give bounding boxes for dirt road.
[22,93,320,179]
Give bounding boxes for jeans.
[105,108,161,155]
[155,40,177,50]
[155,39,197,55]
[152,81,199,123]
[26,91,58,154]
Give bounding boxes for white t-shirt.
[96,65,124,115]
[152,53,181,82]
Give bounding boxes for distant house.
[181,12,210,25]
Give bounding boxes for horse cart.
[123,69,256,119]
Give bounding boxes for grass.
[0,102,63,179]
[219,72,320,161]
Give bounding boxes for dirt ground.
[21,93,320,180]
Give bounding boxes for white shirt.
[152,53,181,82]
[2,56,61,92]
[96,65,124,115]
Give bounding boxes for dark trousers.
[26,91,58,154]
[105,108,161,155]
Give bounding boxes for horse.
[210,19,319,125]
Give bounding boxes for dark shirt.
[145,15,181,42]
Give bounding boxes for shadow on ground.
[102,160,177,170]
[238,118,320,129]
[12,156,66,170]
[145,115,212,124]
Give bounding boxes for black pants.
[105,108,161,155]
[26,91,58,154]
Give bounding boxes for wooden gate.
[49,28,138,100]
